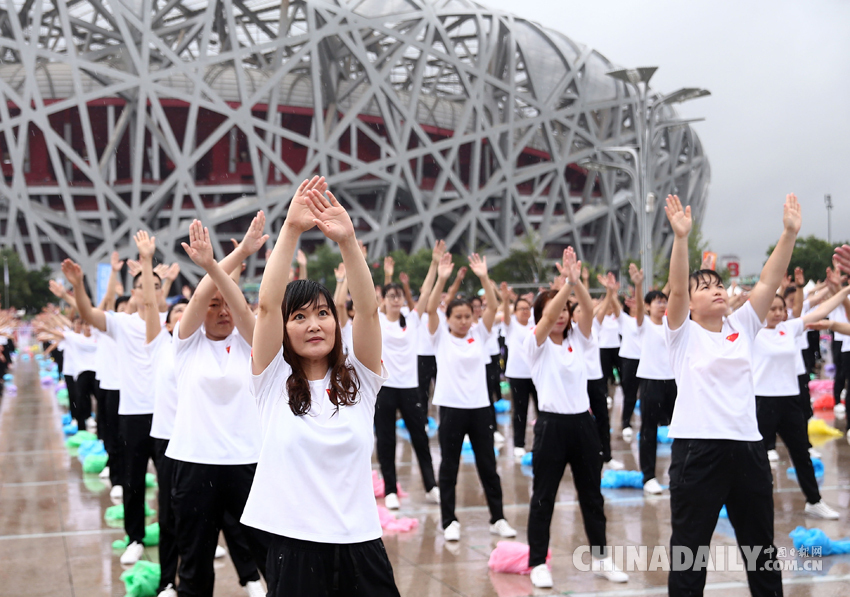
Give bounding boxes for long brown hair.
[282,280,360,416]
[533,289,575,339]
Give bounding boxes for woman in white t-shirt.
[500,283,537,458]
[523,248,627,589]
[752,290,850,519]
[375,241,443,510]
[244,177,399,596]
[617,286,642,441]
[426,252,516,543]
[663,193,801,595]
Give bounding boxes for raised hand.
[834,246,850,276]
[61,259,84,287]
[399,272,410,286]
[437,252,454,279]
[783,193,802,234]
[581,266,589,286]
[665,194,692,238]
[285,176,327,232]
[563,247,581,284]
[126,259,142,277]
[166,262,181,281]
[307,190,355,243]
[500,281,509,298]
[432,239,447,263]
[334,262,346,281]
[110,251,124,272]
[296,249,308,268]
[779,273,792,293]
[48,280,67,299]
[794,267,805,286]
[455,266,467,281]
[468,253,489,279]
[181,220,216,270]
[629,262,644,288]
[239,210,270,256]
[154,264,169,279]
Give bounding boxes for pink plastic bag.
[371,470,408,498]
[809,379,834,403]
[377,505,419,532]
[488,541,551,575]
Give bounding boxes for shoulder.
[346,351,388,394]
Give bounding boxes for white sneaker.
[607,396,613,409]
[809,447,822,458]
[425,486,440,504]
[99,466,110,480]
[110,484,123,501]
[622,427,633,442]
[835,403,846,417]
[605,459,625,471]
[85,417,97,433]
[244,580,265,597]
[513,447,526,458]
[767,449,779,462]
[805,500,840,520]
[384,493,400,510]
[214,544,227,559]
[842,389,847,401]
[489,519,517,538]
[530,563,553,588]
[592,556,629,583]
[157,585,178,597]
[643,478,663,495]
[444,521,461,541]
[493,430,506,444]
[120,541,145,565]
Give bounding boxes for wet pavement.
[2,360,850,596]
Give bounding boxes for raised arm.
[629,264,646,327]
[802,285,850,326]
[793,267,805,318]
[427,253,454,335]
[134,231,164,345]
[500,282,512,328]
[535,248,591,344]
[446,265,466,301]
[333,262,349,327]
[296,249,308,281]
[414,240,445,316]
[98,252,124,311]
[253,178,325,373]
[469,254,497,332]
[383,256,394,286]
[664,194,692,330]
[606,273,622,317]
[748,194,802,321]
[61,260,107,332]
[49,280,77,311]
[398,273,415,312]
[308,189,381,374]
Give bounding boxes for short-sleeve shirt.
[504,317,534,379]
[524,329,591,414]
[636,317,674,380]
[430,319,493,409]
[147,330,178,440]
[380,311,420,389]
[752,318,805,397]
[104,311,156,415]
[618,312,641,360]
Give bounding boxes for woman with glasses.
[500,283,537,458]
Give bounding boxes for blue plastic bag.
[494,399,511,413]
[601,470,643,489]
[787,458,824,479]
[789,526,850,556]
[62,413,72,426]
[521,452,533,467]
[78,439,107,462]
[63,422,79,436]
[719,505,728,518]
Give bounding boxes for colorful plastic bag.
[808,419,843,437]
[371,470,408,498]
[120,561,161,597]
[789,526,850,556]
[113,523,161,549]
[65,430,97,448]
[787,458,824,479]
[494,399,511,413]
[377,506,418,532]
[600,470,643,489]
[488,541,551,574]
[83,454,109,474]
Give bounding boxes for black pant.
[153,439,178,591]
[120,414,157,544]
[756,396,820,504]
[802,331,819,374]
[172,461,270,597]
[374,386,436,495]
[265,535,399,597]
[638,378,677,484]
[599,347,620,388]
[73,371,97,431]
[64,375,79,426]
[97,387,122,486]
[527,412,606,567]
[438,406,504,529]
[416,355,437,418]
[486,355,501,428]
[833,339,845,405]
[668,439,781,597]
[587,378,611,462]
[619,357,640,429]
[509,378,538,449]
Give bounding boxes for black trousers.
[438,406,504,529]
[486,355,501,428]
[153,439,178,591]
[638,378,677,484]
[172,461,270,597]
[668,439,781,597]
[619,357,640,429]
[265,535,399,597]
[97,387,122,486]
[64,375,79,426]
[374,386,436,495]
[120,413,157,544]
[798,373,813,422]
[802,330,819,374]
[587,378,611,462]
[527,412,606,567]
[756,396,820,504]
[73,371,97,431]
[599,347,621,388]
[509,377,538,449]
[416,355,437,418]
[832,339,845,405]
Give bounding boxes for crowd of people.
[12,180,850,597]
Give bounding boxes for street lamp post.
[825,194,833,244]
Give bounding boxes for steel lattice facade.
[0,0,709,283]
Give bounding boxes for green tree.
[0,248,54,313]
[766,235,847,282]
[489,235,548,287]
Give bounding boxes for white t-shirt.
[242,348,387,543]
[104,311,156,415]
[636,317,674,380]
[429,319,493,409]
[485,320,501,357]
[753,319,805,397]
[665,301,764,441]
[166,323,262,464]
[584,321,604,381]
[830,306,849,344]
[380,310,420,389]
[147,330,178,440]
[504,317,534,379]
[618,312,641,360]
[340,320,353,355]
[92,328,121,390]
[63,331,97,377]
[417,312,435,356]
[598,312,621,349]
[524,328,591,414]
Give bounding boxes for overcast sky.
[483,0,850,275]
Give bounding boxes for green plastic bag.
[145,473,157,488]
[82,453,109,474]
[112,523,161,550]
[56,388,69,400]
[120,561,161,597]
[57,394,70,407]
[104,503,155,522]
[500,380,510,395]
[65,430,97,448]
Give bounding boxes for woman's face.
[447,304,473,338]
[286,300,337,361]
[166,303,187,334]
[514,300,532,326]
[648,297,668,321]
[766,296,786,329]
[204,291,234,341]
[689,276,729,320]
[552,301,572,335]
[470,299,482,322]
[383,288,404,317]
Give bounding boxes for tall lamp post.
[825,194,833,244]
[601,67,709,290]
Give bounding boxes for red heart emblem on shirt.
[467,338,475,344]
[779,331,786,336]
[726,333,739,342]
